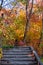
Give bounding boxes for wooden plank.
[3,54,34,58]
[1,57,35,61]
[3,52,32,55]
[0,46,39,65]
[1,61,37,65]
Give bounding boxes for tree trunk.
[39,0,43,46]
[0,0,3,10]
[41,0,43,42]
[0,0,3,48]
[23,0,33,43]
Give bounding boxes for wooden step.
[3,52,33,55]
[1,57,35,61]
[1,61,37,65]
[0,46,39,65]
[3,54,34,58]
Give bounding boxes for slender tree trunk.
[41,0,43,43]
[1,0,3,6]
[23,0,33,43]
[38,0,43,47]
[0,0,3,48]
[0,0,3,18]
[0,0,3,10]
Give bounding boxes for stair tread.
[1,57,35,61]
[1,61,37,64]
[3,52,32,55]
[3,54,34,58]
[0,46,38,65]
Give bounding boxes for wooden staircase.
[0,46,42,65]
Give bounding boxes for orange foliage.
[28,14,42,55]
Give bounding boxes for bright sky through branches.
[0,0,41,9]
[0,0,16,9]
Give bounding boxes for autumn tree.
[35,0,43,47]
[41,0,43,44]
[23,0,33,43]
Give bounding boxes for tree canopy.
[0,0,43,56]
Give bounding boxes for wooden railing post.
[31,47,43,65]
